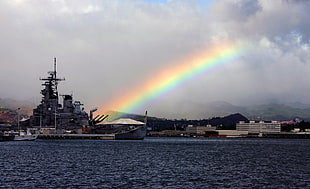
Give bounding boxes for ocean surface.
[0,137,309,189]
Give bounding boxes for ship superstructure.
[30,58,93,129]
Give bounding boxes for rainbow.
[100,40,246,119]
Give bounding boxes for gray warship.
[29,58,146,140]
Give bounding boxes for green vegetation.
[281,121,310,132]
[146,113,248,131]
[0,107,17,124]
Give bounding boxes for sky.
[1,0,310,118]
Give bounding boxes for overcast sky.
[1,0,310,117]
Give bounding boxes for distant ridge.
[0,98,34,116]
[0,98,35,124]
[2,97,310,121]
[145,113,249,131]
[155,100,310,121]
[244,103,310,121]
[207,102,310,121]
[208,113,248,129]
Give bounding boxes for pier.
[38,134,115,140]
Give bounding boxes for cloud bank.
[1,0,310,118]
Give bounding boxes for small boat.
[3,130,37,141]
[13,130,38,141]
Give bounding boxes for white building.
[236,121,281,134]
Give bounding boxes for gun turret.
[92,115,100,120]
[89,108,98,120]
[98,115,109,123]
[89,114,109,126]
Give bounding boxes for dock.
[38,134,115,140]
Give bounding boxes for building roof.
[103,118,145,125]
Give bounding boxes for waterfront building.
[216,130,248,137]
[185,125,216,135]
[236,120,281,134]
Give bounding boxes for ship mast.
[40,57,65,99]
[54,58,57,130]
[54,57,58,94]
[39,58,65,127]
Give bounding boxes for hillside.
[244,103,310,121]
[161,101,310,121]
[0,98,34,116]
[0,107,17,124]
[0,98,34,124]
[144,113,248,131]
[2,97,310,122]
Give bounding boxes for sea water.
[0,137,309,188]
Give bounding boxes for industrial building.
[185,125,248,137]
[236,120,281,134]
[185,125,216,135]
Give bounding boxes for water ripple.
[0,138,309,188]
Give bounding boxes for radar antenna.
[40,57,65,99]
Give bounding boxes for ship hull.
[0,135,15,142]
[115,126,146,140]
[93,125,146,140]
[0,134,37,141]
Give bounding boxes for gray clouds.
[1,0,310,117]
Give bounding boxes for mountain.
[195,101,310,121]
[286,102,310,109]
[208,113,248,129]
[0,98,34,116]
[244,104,310,121]
[145,113,248,131]
[150,100,246,119]
[151,100,310,121]
[2,97,310,121]
[0,98,35,124]
[203,101,246,117]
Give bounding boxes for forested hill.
[117,112,249,131]
[0,107,17,124]
[0,98,34,124]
